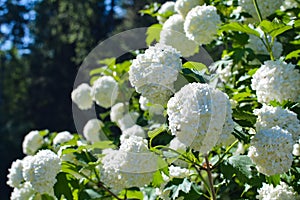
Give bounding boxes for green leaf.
[286,49,300,60]
[219,22,260,37]
[54,172,74,200]
[89,67,108,76]
[39,129,50,137]
[165,178,192,199]
[183,61,208,73]
[181,68,206,84]
[266,174,281,186]
[146,24,162,46]
[152,170,165,187]
[122,190,144,199]
[148,124,167,138]
[87,141,115,150]
[259,20,292,38]
[98,57,116,67]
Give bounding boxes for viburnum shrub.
[7,0,300,199]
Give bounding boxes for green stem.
[205,154,216,200]
[194,165,212,199]
[98,182,123,200]
[212,139,239,169]
[252,0,274,60]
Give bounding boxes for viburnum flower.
[22,130,43,155]
[168,165,191,179]
[117,112,139,131]
[71,83,93,110]
[120,125,146,142]
[22,150,61,195]
[129,43,182,105]
[100,136,157,192]
[10,182,35,200]
[280,0,298,11]
[53,131,73,146]
[91,76,119,108]
[157,1,176,24]
[83,119,104,143]
[293,142,300,156]
[254,105,300,142]
[248,127,294,176]
[251,60,300,104]
[184,5,221,45]
[167,83,233,153]
[160,14,198,57]
[175,0,202,18]
[239,0,284,20]
[257,182,298,200]
[7,159,24,188]
[110,102,128,123]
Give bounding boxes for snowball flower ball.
[23,150,61,195]
[10,182,35,200]
[293,143,300,156]
[91,76,118,108]
[175,0,202,17]
[248,127,294,176]
[251,60,300,104]
[157,1,175,24]
[246,34,283,59]
[254,105,300,142]
[120,125,146,142]
[257,182,298,200]
[160,14,198,57]
[53,131,73,146]
[83,119,104,143]
[129,43,182,105]
[167,83,232,153]
[101,136,157,192]
[7,159,24,188]
[22,130,43,155]
[71,83,93,110]
[184,5,221,45]
[239,0,284,20]
[110,102,128,123]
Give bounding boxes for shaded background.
[0,0,165,198]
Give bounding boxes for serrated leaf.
[219,22,260,37]
[183,61,208,73]
[259,20,292,38]
[286,49,300,60]
[146,24,162,46]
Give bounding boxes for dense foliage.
[5,0,300,199]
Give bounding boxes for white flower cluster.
[248,127,294,176]
[83,119,104,143]
[251,60,300,104]
[101,136,157,192]
[160,14,199,57]
[184,5,221,45]
[167,83,234,153]
[257,182,298,200]
[157,1,175,24]
[22,130,43,155]
[120,124,146,142]
[10,182,35,200]
[239,0,284,20]
[71,83,93,110]
[110,102,139,131]
[91,76,119,108]
[246,33,283,59]
[23,150,61,195]
[129,43,182,105]
[175,0,201,17]
[254,105,300,142]
[7,159,24,188]
[293,140,300,156]
[168,165,191,179]
[53,131,73,146]
[280,0,298,11]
